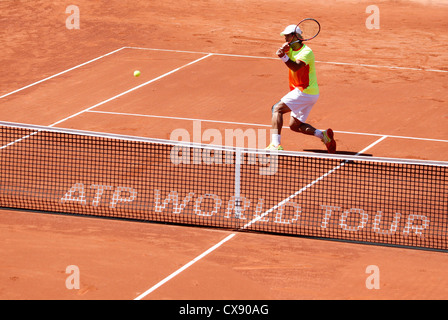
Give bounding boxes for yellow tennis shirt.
[287,44,319,95]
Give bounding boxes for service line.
[86,110,448,143]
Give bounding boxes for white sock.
[314,129,324,140]
[272,133,281,146]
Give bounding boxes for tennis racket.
[290,18,321,44]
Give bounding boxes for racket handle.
[289,39,302,45]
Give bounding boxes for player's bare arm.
[267,20,336,154]
[276,41,305,72]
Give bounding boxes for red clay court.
[0,0,447,301]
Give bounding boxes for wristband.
[280,54,289,63]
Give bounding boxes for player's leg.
[289,116,336,153]
[284,89,336,153]
[266,100,291,150]
[289,117,319,136]
[267,89,336,153]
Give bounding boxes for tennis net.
[0,121,447,251]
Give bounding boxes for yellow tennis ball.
[134,70,141,77]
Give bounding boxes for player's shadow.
[303,149,373,157]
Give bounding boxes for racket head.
[295,18,321,42]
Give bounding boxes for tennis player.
[266,24,336,153]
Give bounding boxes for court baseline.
[1,46,445,300]
[1,46,446,101]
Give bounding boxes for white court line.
[49,54,213,127]
[0,131,40,150]
[1,45,445,99]
[241,135,388,230]
[86,110,448,143]
[0,47,127,99]
[1,45,443,299]
[134,233,236,300]
[133,136,388,300]
[0,54,213,149]
[125,46,448,73]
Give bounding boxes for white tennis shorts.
[281,88,319,123]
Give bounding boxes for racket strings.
[297,20,320,41]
